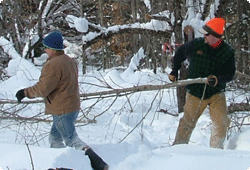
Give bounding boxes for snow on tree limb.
[82,27,172,49]
[65,15,172,49]
[0,37,21,60]
[0,37,40,77]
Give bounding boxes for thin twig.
[25,141,35,170]
[119,90,161,143]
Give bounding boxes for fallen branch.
[80,77,207,98]
[0,115,52,122]
[0,99,43,104]
[0,77,208,104]
[234,71,250,85]
[0,115,88,124]
[157,109,179,117]
[235,71,250,80]
[228,102,250,114]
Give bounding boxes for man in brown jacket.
[16,31,87,149]
[15,31,108,170]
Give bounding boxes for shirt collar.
[211,39,223,49]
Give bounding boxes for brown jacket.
[24,53,80,115]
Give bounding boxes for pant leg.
[173,92,208,145]
[208,93,230,149]
[49,121,66,148]
[52,111,88,150]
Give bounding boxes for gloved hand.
[15,89,25,102]
[207,75,218,87]
[168,74,177,82]
[169,70,178,82]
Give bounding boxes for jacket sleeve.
[170,40,194,78]
[217,51,236,85]
[25,60,61,98]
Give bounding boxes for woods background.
[0,0,250,143]
[0,0,249,74]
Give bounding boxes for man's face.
[204,33,211,44]
[45,48,55,57]
[204,33,220,46]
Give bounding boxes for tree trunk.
[176,25,195,113]
[131,0,137,54]
[98,0,107,70]
[81,0,87,74]
[236,0,243,72]
[151,0,157,74]
[173,0,186,113]
[131,0,140,54]
[247,30,250,75]
[161,37,167,73]
[201,0,211,20]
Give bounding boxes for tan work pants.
[173,92,230,149]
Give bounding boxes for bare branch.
[0,77,207,105]
[25,141,35,170]
[80,77,207,99]
[119,90,161,143]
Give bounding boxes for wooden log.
[0,77,207,104]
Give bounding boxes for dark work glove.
[207,75,218,87]
[15,89,25,102]
[169,71,178,82]
[169,74,176,82]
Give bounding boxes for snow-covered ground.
[0,47,250,170]
[1,0,250,168]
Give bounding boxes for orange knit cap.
[199,18,226,38]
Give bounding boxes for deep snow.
[0,51,250,170]
[1,0,250,169]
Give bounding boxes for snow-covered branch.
[66,15,172,49]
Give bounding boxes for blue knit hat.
[43,31,64,50]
